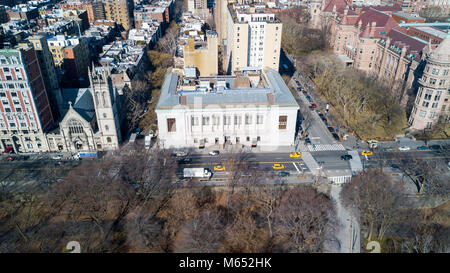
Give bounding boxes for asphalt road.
[290,73,336,145]
[176,148,450,175]
[179,152,308,174]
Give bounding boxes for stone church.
[45,65,122,153]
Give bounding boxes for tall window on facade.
[279,115,287,129]
[68,119,84,134]
[245,114,252,125]
[202,116,209,126]
[167,118,176,132]
[191,116,199,126]
[257,115,263,124]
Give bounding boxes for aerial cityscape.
[0,0,448,256]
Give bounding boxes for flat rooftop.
[156,68,299,110]
[412,26,447,40]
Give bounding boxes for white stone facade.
[156,68,300,150]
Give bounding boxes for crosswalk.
[298,143,346,152]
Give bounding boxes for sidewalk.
[185,144,297,155]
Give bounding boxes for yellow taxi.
[272,164,285,170]
[289,152,302,158]
[214,165,226,171]
[361,151,373,156]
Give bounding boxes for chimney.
[370,21,376,37]
[267,93,275,105]
[180,95,187,105]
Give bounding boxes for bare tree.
[341,170,403,241]
[401,209,450,253]
[175,207,225,253]
[223,210,267,253]
[273,185,337,252]
[254,184,287,238]
[225,151,258,194]
[157,22,180,55]
[397,155,449,196]
[125,206,165,252]
[46,161,135,252]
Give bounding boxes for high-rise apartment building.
[395,0,450,13]
[409,34,450,130]
[0,43,54,153]
[47,35,90,86]
[61,0,106,24]
[183,31,218,76]
[28,35,62,119]
[225,6,282,74]
[102,0,134,31]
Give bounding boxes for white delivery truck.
[183,168,212,178]
[145,135,151,149]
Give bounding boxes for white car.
[209,150,220,156]
[52,155,62,160]
[398,146,410,151]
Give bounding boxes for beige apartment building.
[225,6,282,74]
[409,35,450,130]
[183,31,218,76]
[102,0,134,31]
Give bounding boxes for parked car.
[417,146,429,150]
[52,155,62,160]
[327,127,335,133]
[398,146,411,151]
[310,103,317,109]
[321,117,328,123]
[2,146,14,154]
[302,91,308,95]
[172,151,188,157]
[279,171,290,177]
[429,145,441,150]
[209,150,220,156]
[1,156,13,161]
[305,95,312,101]
[305,137,311,144]
[177,158,191,164]
[361,151,373,156]
[341,155,353,160]
[332,133,340,140]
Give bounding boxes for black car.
[305,138,311,144]
[341,155,353,160]
[332,133,340,140]
[178,158,191,164]
[302,91,308,95]
[318,113,325,118]
[327,127,335,133]
[306,95,312,100]
[429,145,441,150]
[321,117,328,123]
